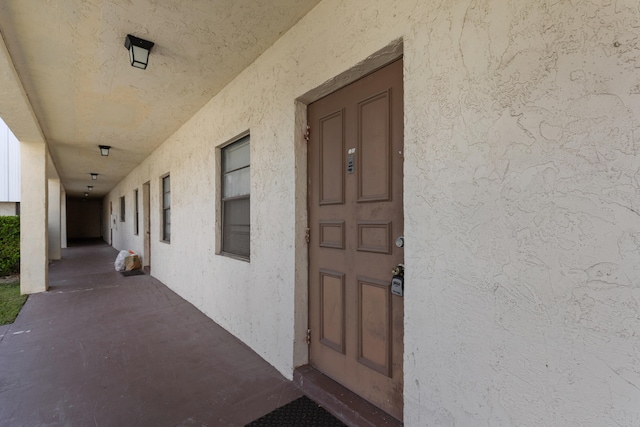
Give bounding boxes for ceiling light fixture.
[99,145,111,156]
[84,192,89,197]
[88,186,93,191]
[91,173,98,180]
[124,34,154,70]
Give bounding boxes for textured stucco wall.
[20,141,48,294]
[403,2,640,425]
[107,0,640,425]
[47,179,61,260]
[104,169,150,259]
[0,202,17,216]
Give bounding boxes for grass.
[0,282,27,325]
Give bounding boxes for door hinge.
[305,228,310,244]
[304,125,310,142]
[306,328,311,345]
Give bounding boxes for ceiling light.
[84,192,89,197]
[124,34,154,70]
[88,186,93,191]
[91,173,98,180]
[99,145,111,156]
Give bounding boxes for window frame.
[220,134,250,260]
[161,174,171,243]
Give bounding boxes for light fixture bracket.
[124,34,154,70]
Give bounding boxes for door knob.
[391,264,404,276]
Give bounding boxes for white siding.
[0,117,20,202]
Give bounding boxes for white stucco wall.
[402,2,640,425]
[47,179,61,260]
[0,202,17,216]
[20,141,48,294]
[104,167,150,259]
[107,0,640,425]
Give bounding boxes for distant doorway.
[143,182,151,268]
[109,201,113,245]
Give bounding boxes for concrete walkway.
[0,240,302,426]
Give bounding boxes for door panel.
[320,269,346,354]
[358,276,392,376]
[358,90,391,202]
[319,110,345,205]
[308,59,404,420]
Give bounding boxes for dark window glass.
[222,136,249,258]
[162,175,170,242]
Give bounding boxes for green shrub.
[0,216,20,277]
[0,282,26,324]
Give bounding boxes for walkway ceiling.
[0,0,321,198]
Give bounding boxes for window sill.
[219,251,249,263]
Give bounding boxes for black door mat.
[245,396,346,426]
[120,269,145,277]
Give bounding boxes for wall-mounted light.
[88,186,93,191]
[99,145,111,156]
[124,34,154,70]
[91,173,98,180]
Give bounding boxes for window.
[162,175,170,242]
[221,135,250,259]
[120,196,125,222]
[134,189,139,235]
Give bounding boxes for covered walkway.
[0,241,302,426]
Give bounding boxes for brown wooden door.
[109,201,113,245]
[308,59,404,420]
[143,182,151,267]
